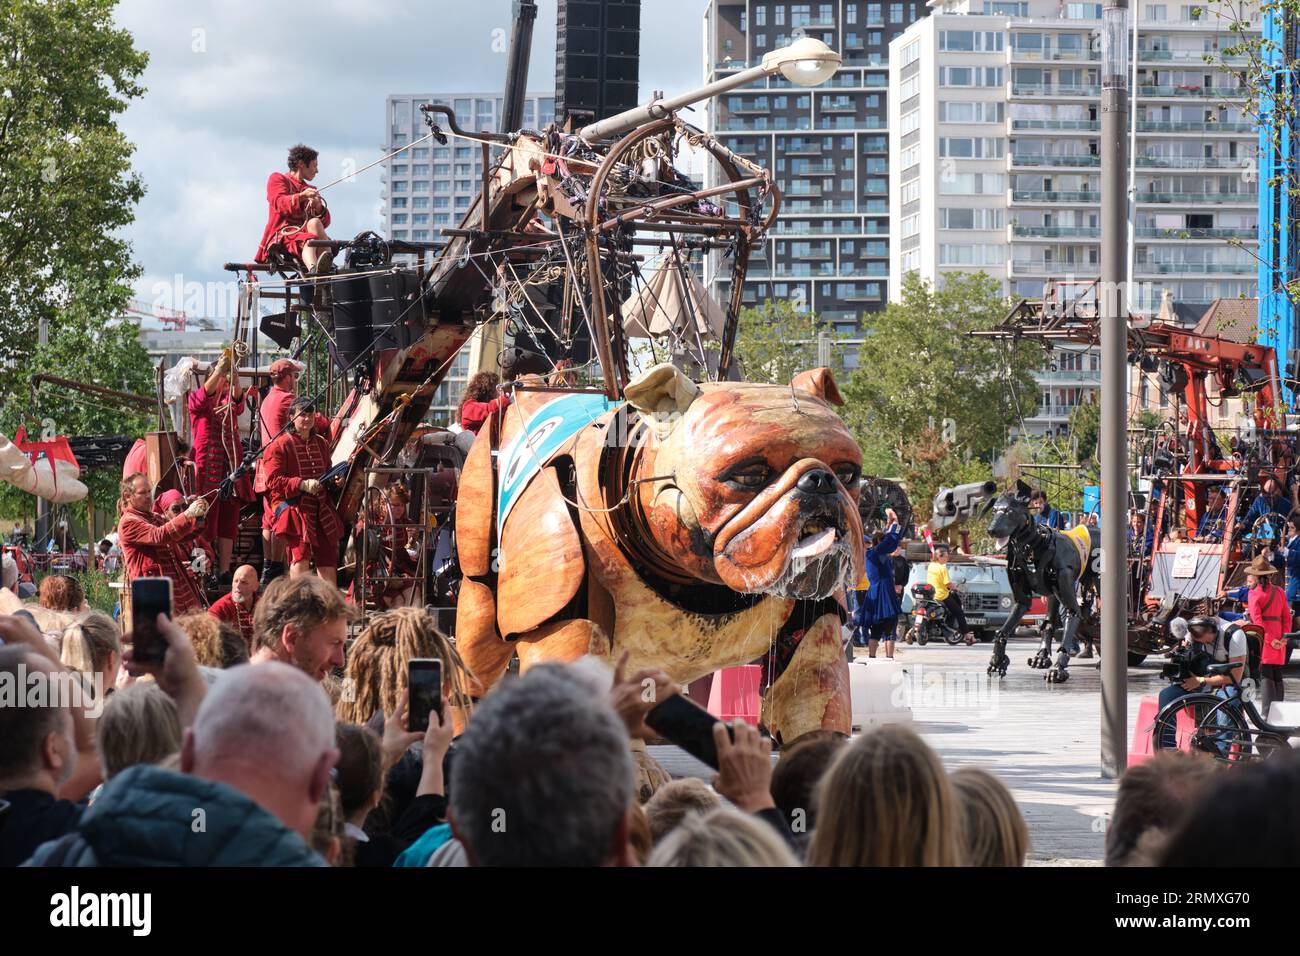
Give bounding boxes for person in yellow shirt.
[927,543,975,644]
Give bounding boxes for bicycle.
[1151,656,1300,763]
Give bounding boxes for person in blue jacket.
[1030,489,1066,530]
[1285,514,1300,618]
[852,508,903,659]
[1238,476,1291,538]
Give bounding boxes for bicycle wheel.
[1200,696,1276,764]
[1151,693,1250,761]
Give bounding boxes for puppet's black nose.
[796,469,837,496]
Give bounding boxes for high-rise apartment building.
[381,92,554,424]
[703,1,930,364]
[889,0,1259,435]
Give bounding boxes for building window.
[411,196,429,209]
[846,3,857,24]
[901,39,921,66]
[392,197,408,209]
[889,2,904,23]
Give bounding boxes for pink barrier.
[1129,693,1197,766]
[706,665,762,727]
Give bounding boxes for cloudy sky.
[112,0,708,321]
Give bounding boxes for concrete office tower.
[890,0,1259,436]
[703,1,929,368]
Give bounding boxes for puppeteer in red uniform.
[117,473,208,616]
[188,351,253,578]
[255,144,332,273]
[208,565,260,649]
[263,398,343,584]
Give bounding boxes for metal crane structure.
[974,278,1289,661]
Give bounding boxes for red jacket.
[209,591,257,649]
[1250,582,1291,665]
[460,393,510,434]
[263,429,343,556]
[117,507,205,615]
[255,172,330,263]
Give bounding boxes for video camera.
[1161,646,1212,683]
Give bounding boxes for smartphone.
[408,658,442,733]
[645,694,734,770]
[131,577,173,665]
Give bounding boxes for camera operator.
[1156,615,1248,749]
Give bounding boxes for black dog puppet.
[986,480,1100,682]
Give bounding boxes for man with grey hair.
[449,662,637,867]
[25,661,337,866]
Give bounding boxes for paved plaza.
[652,632,1296,865]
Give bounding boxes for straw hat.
[1245,553,1279,576]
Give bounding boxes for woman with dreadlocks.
[337,607,473,847]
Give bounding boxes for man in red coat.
[264,398,343,585]
[256,358,304,584]
[188,351,252,581]
[208,563,259,650]
[255,143,332,273]
[117,473,208,616]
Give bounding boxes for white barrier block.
[1266,702,1300,747]
[849,658,912,734]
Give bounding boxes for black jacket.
[0,788,83,867]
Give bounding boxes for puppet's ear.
[791,367,844,406]
[624,363,701,439]
[1015,479,1033,501]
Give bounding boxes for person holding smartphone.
[116,473,209,616]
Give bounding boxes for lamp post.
[578,37,842,142]
[1100,0,1130,779]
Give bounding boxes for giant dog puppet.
[986,480,1101,682]
[454,363,864,778]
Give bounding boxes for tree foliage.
[731,299,845,385]
[839,271,1041,508]
[0,0,148,397]
[0,0,150,525]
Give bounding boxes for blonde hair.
[807,723,962,867]
[310,781,348,866]
[643,777,722,843]
[95,683,182,779]
[173,611,248,669]
[950,767,1029,866]
[336,607,474,724]
[647,807,799,867]
[60,611,122,676]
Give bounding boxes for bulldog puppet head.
[623,364,864,600]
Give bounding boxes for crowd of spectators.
[4,562,1297,868]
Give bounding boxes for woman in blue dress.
[852,508,903,659]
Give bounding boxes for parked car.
[899,556,1043,641]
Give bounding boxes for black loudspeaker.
[555,0,641,125]
[369,271,424,351]
[331,271,375,370]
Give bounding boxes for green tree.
[840,271,1041,502]
[1068,397,1100,465]
[0,0,149,526]
[0,0,147,399]
[731,299,844,385]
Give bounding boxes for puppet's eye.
[725,462,773,489]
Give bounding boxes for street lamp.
[578,37,842,142]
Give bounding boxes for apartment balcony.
[1137,262,1257,274]
[1033,404,1088,421]
[776,247,834,261]
[1134,156,1253,170]
[819,99,858,113]
[1135,226,1257,240]
[1009,49,1101,63]
[1011,119,1101,132]
[1012,190,1101,204]
[783,145,826,156]
[1011,225,1100,239]
[730,103,773,115]
[773,222,851,235]
[1011,154,1100,168]
[1011,83,1101,98]
[1010,258,1096,277]
[794,17,836,28]
[774,263,837,277]
[1138,50,1250,64]
[1137,84,1248,99]
[790,163,838,175]
[1136,121,1256,133]
[840,285,884,301]
[1035,369,1102,386]
[1134,190,1254,205]
[786,185,824,198]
